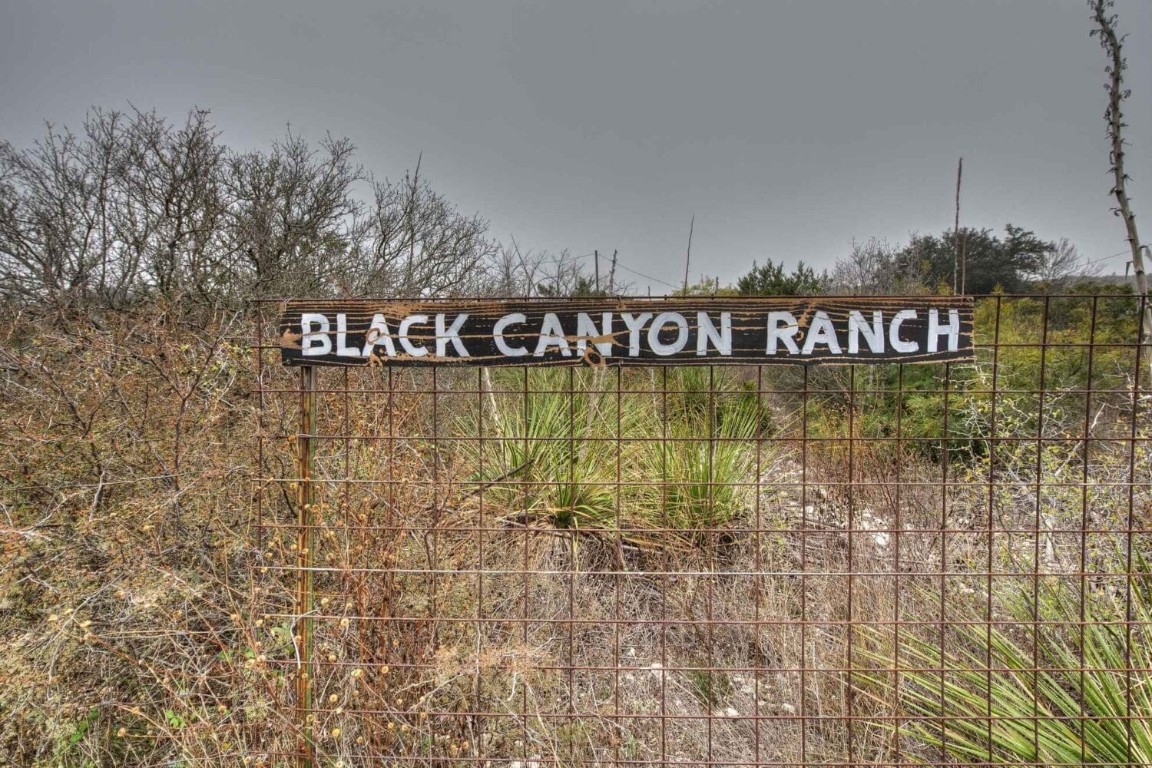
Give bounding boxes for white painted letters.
[648,312,689,356]
[493,313,529,357]
[435,313,470,357]
[362,314,397,357]
[398,315,429,357]
[534,313,572,357]
[289,302,970,365]
[927,309,960,353]
[848,311,884,355]
[697,312,732,356]
[802,311,842,355]
[300,313,332,356]
[336,313,362,357]
[889,310,919,354]
[575,312,614,357]
[767,312,800,355]
[620,313,654,356]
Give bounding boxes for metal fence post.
[296,364,317,768]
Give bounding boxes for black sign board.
[279,297,975,367]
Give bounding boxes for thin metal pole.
[682,214,694,294]
[953,157,963,295]
[296,364,317,768]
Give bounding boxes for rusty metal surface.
[254,294,1150,767]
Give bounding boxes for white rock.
[724,707,740,718]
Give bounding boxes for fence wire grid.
[253,294,1150,768]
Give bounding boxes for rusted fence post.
[296,364,317,768]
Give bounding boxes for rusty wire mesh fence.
[253,294,1149,767]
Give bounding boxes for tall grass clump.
[857,555,1151,766]
[635,370,762,536]
[463,366,771,549]
[486,367,623,530]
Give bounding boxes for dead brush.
[0,306,288,766]
[3,296,1147,766]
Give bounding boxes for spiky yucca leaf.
[857,561,1151,766]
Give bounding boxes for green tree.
[735,258,826,295]
[901,224,1053,295]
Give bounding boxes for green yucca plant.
[635,385,760,536]
[464,367,768,548]
[476,368,620,529]
[857,557,1151,766]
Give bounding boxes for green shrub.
[799,293,1140,466]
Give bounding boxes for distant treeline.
[0,107,1123,315]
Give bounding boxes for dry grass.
[1,306,1147,766]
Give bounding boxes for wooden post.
[296,365,317,768]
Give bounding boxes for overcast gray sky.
[2,0,1149,293]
